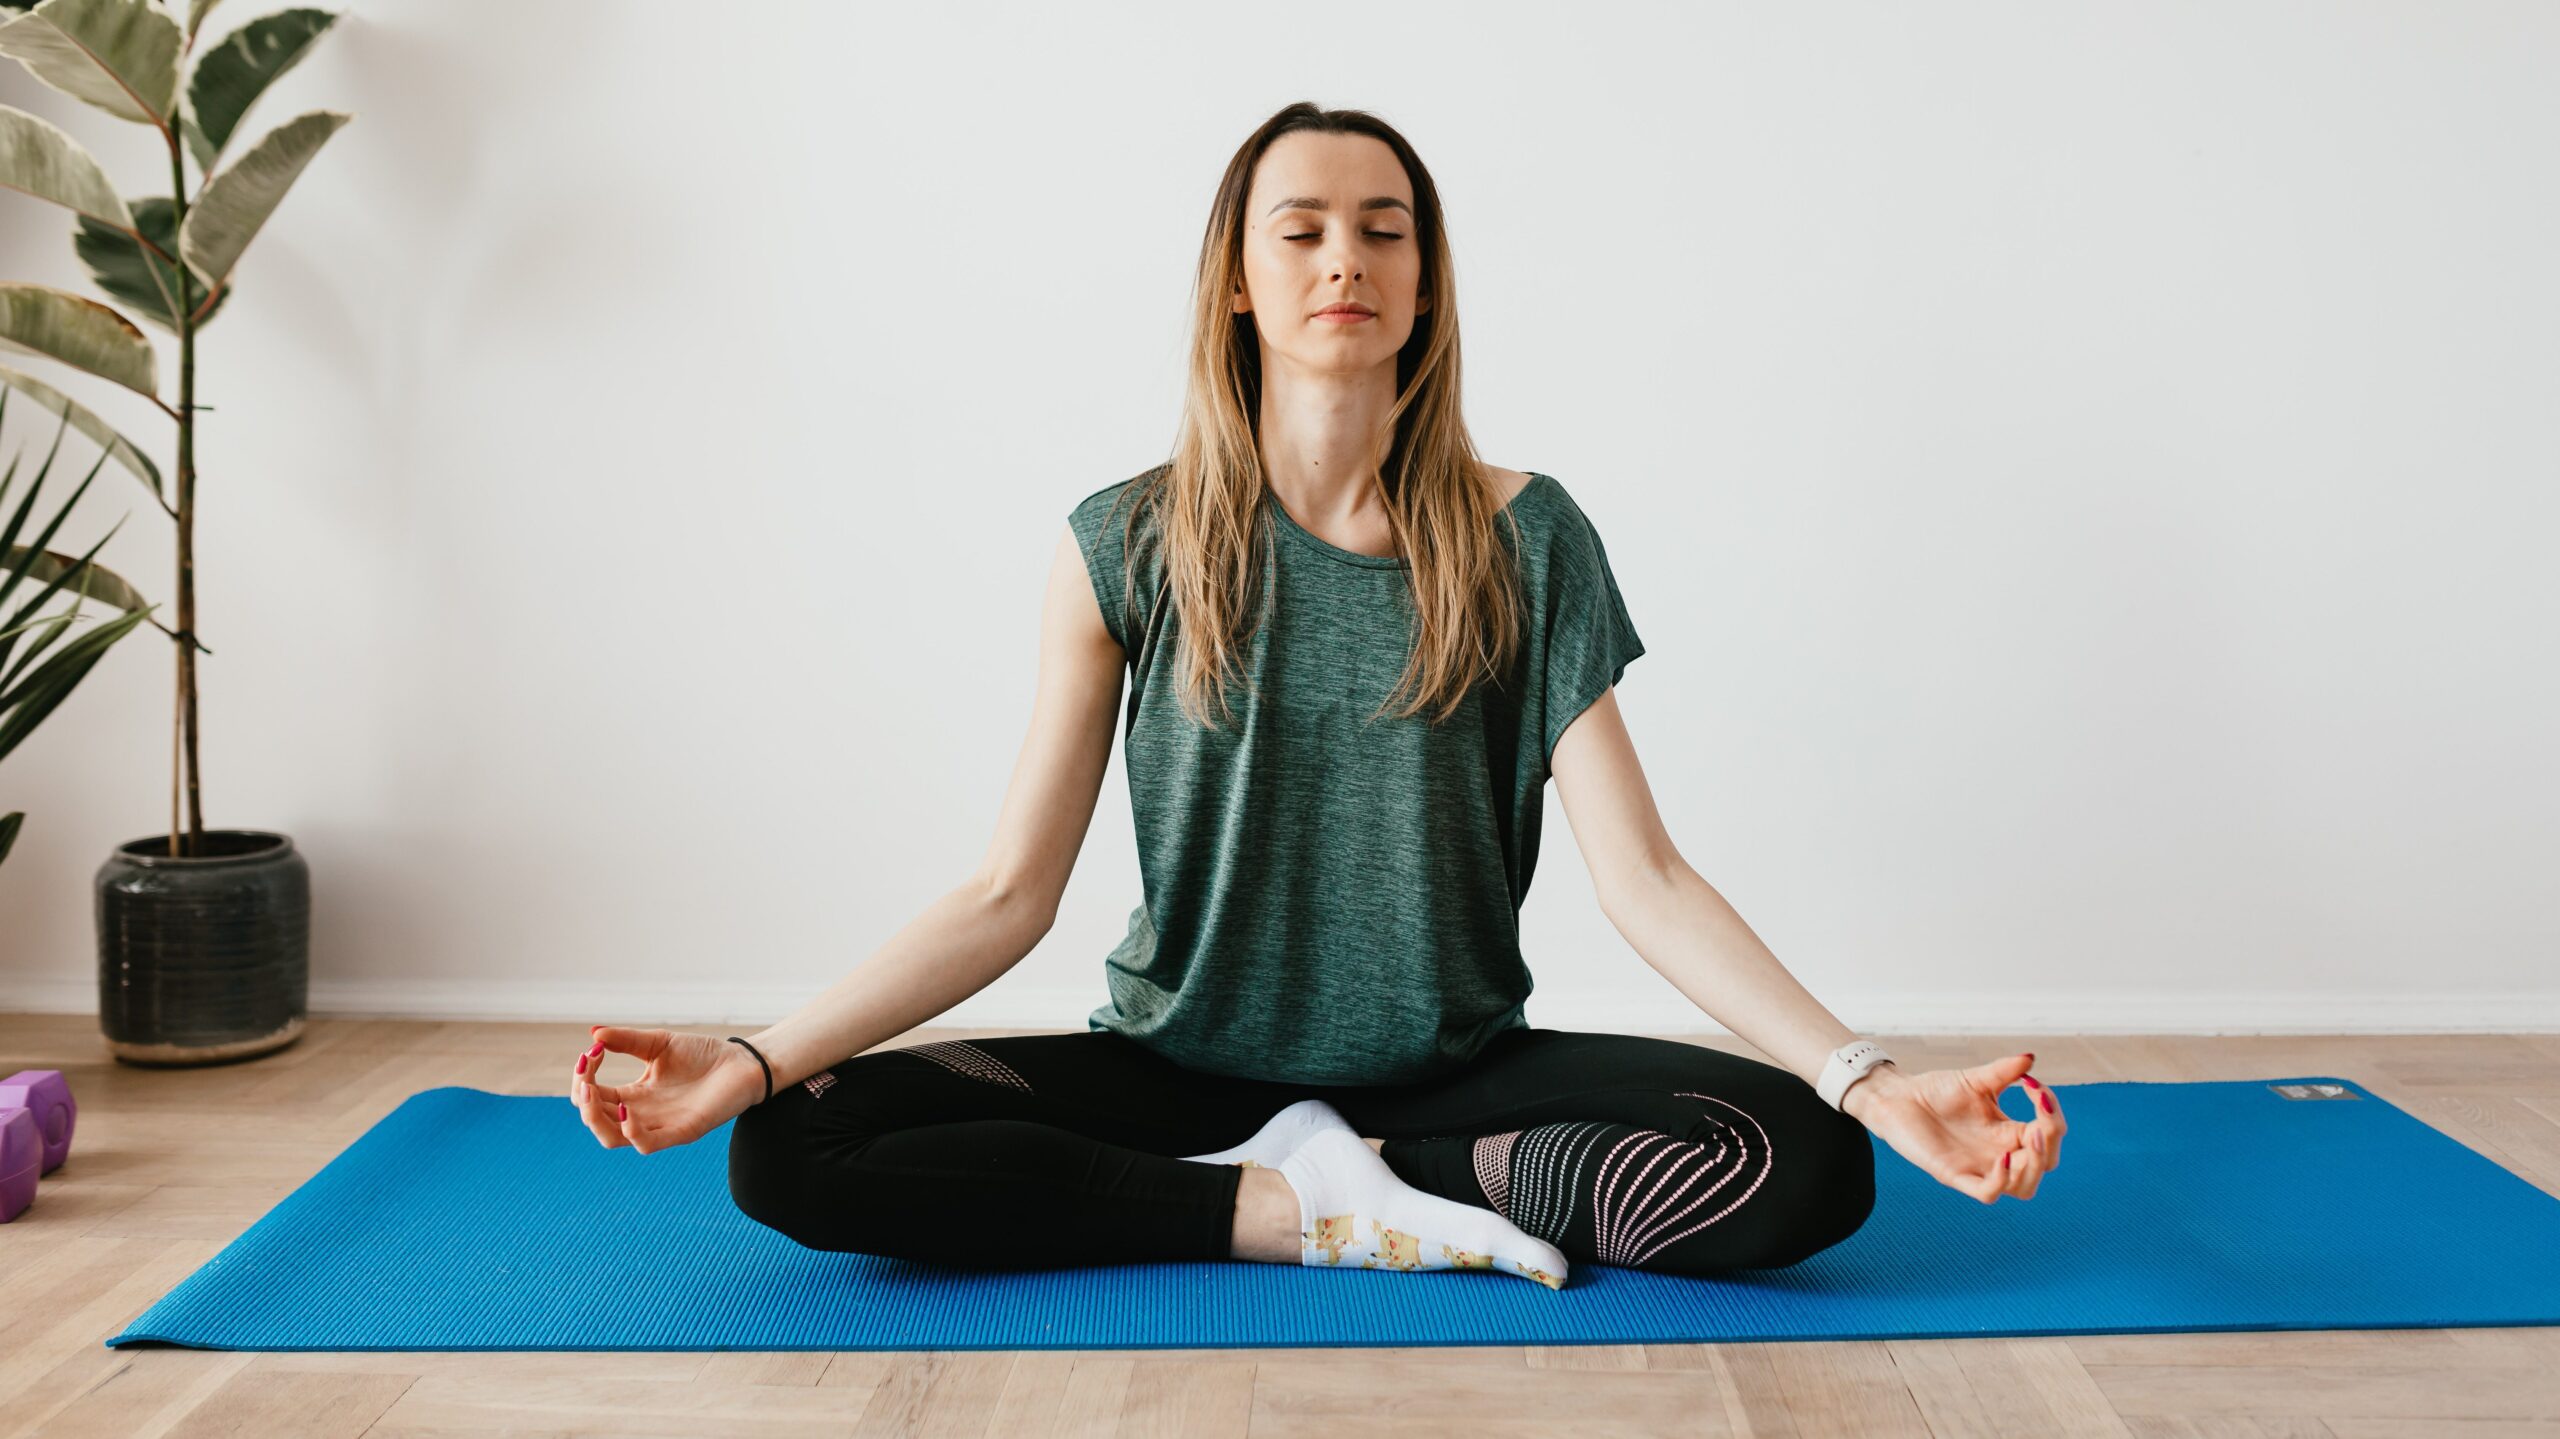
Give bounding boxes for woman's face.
[1235,130,1429,375]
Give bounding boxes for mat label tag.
[2270,1082,2359,1100]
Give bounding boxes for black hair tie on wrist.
[726,1036,774,1104]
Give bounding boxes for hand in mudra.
[570,1026,763,1155]
[1856,1052,2066,1203]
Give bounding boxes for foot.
[1276,1127,1568,1289]
[1180,1097,1355,1169]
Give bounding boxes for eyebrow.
[1264,196,1414,218]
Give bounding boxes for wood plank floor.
[4,1016,2557,1438]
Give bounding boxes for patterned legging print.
[897,1040,1036,1094]
[1468,1092,1775,1269]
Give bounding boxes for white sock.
[1275,1127,1569,1290]
[1179,1097,1353,1170]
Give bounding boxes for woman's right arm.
[716,520,1129,1099]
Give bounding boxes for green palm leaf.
[0,362,161,503]
[0,425,116,654]
[0,600,152,760]
[0,407,153,848]
[4,541,146,617]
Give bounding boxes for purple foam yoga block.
[0,1107,36,1223]
[0,1070,74,1175]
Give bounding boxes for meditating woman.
[568,102,2068,1287]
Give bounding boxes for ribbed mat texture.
[105,1075,2560,1350]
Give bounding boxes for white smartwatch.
[1816,1039,1897,1112]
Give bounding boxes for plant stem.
[167,133,202,856]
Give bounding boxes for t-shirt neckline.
[1266,471,1549,569]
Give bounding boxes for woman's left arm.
[1549,690,2067,1203]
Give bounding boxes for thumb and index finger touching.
[1976,1050,2068,1183]
[590,1025,671,1061]
[581,1025,671,1115]
[1963,1049,2046,1151]
[1975,1051,2040,1116]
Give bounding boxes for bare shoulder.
[1482,464,1535,507]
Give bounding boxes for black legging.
[726,1027,1878,1278]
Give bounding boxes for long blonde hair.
[1094,101,1527,732]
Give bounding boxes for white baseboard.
[3,974,2557,1034]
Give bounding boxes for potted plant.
[2,389,159,869]
[0,0,351,1065]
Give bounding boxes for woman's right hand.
[571,1026,768,1155]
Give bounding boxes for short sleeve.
[1067,478,1142,661]
[1534,487,1646,766]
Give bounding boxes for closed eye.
[1285,232,1404,242]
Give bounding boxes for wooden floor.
[3,1017,2557,1438]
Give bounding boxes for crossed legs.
[725,1027,1877,1278]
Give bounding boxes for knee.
[1752,1103,1877,1269]
[727,1090,894,1252]
[725,1088,917,1257]
[724,1096,811,1242]
[1652,1098,1875,1275]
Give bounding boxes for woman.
[569,103,2068,1288]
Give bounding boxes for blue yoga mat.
[105,1075,2560,1351]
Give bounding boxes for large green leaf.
[74,195,223,334]
[0,811,21,867]
[181,7,334,173]
[0,0,181,128]
[3,544,148,615]
[178,107,347,290]
[0,102,131,227]
[0,362,162,503]
[0,282,157,399]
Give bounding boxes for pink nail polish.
[576,1055,586,1074]
[2022,1075,2041,1088]
[2002,1152,2010,1168]
[618,1102,628,1121]
[2040,1092,2055,1113]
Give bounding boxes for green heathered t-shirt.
[1068,464,1645,1086]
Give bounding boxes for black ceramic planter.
[95,829,310,1066]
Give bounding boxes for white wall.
[3,1,2554,1037]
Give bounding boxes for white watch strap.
[1817,1040,1895,1111]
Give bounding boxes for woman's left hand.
[1847,1052,2065,1204]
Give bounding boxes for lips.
[1315,305,1374,318]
